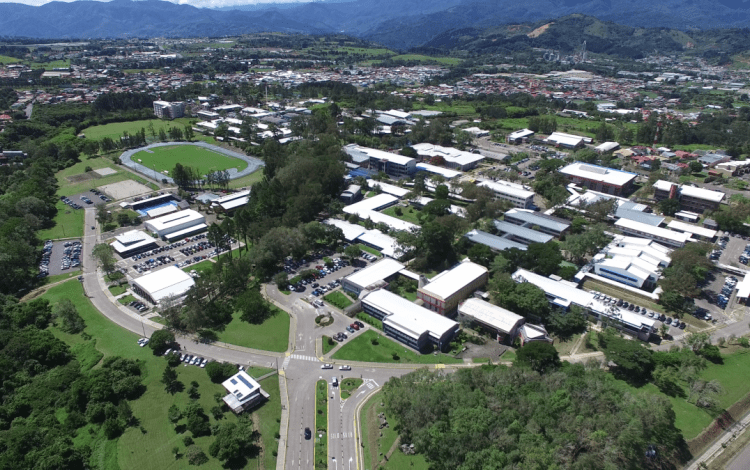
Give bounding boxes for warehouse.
[464,229,528,252]
[458,298,524,344]
[361,289,459,352]
[418,261,489,315]
[494,220,554,245]
[666,220,717,241]
[110,230,159,258]
[342,258,405,297]
[559,162,638,196]
[222,371,269,414]
[412,143,485,171]
[131,266,195,305]
[145,209,206,239]
[506,128,534,144]
[544,132,590,149]
[212,190,251,213]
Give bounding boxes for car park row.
[592,292,686,330]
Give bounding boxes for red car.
[350,323,360,330]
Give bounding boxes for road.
[81,206,440,470]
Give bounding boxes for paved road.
[81,206,442,470]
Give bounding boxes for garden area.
[340,378,363,399]
[323,291,353,310]
[332,330,462,365]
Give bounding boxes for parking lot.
[114,233,241,278]
[718,234,747,267]
[695,271,737,324]
[42,239,82,276]
[69,189,112,208]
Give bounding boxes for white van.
[331,376,338,387]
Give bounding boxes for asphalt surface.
[47,239,81,276]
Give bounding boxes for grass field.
[315,380,328,469]
[358,244,382,257]
[332,330,462,364]
[182,259,215,275]
[54,158,157,198]
[322,336,337,355]
[323,291,353,310]
[212,308,290,352]
[388,54,461,65]
[133,144,248,177]
[37,200,85,239]
[36,280,280,470]
[228,168,265,189]
[340,378,363,400]
[82,118,197,141]
[361,391,429,470]
[381,206,422,224]
[108,284,127,296]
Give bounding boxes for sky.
[0,0,310,7]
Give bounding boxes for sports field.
[132,145,248,176]
[82,118,196,141]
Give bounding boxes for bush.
[183,436,194,446]
[205,361,238,383]
[185,445,208,466]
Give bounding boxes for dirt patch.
[66,172,101,183]
[528,22,554,38]
[98,180,154,200]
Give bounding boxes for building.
[212,190,251,213]
[494,220,554,245]
[595,142,620,154]
[593,253,663,290]
[614,201,665,227]
[145,209,207,240]
[458,298,524,344]
[652,180,725,213]
[153,100,185,119]
[131,266,195,305]
[340,185,362,205]
[415,163,462,180]
[222,371,269,414]
[511,268,656,340]
[614,218,690,248]
[418,261,489,315]
[361,289,459,352]
[342,258,405,297]
[698,153,730,167]
[544,132,590,149]
[666,220,717,241]
[503,208,570,238]
[518,324,553,346]
[342,194,417,233]
[463,126,490,138]
[411,143,484,171]
[506,128,534,144]
[110,230,159,258]
[476,180,535,209]
[674,211,700,223]
[464,229,528,252]
[323,219,407,259]
[342,145,416,177]
[559,162,638,196]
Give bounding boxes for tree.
[235,288,272,324]
[658,198,680,216]
[167,404,182,426]
[205,361,238,383]
[652,365,684,397]
[208,417,259,463]
[273,272,289,290]
[344,244,362,260]
[185,402,211,437]
[526,242,562,276]
[514,341,561,373]
[546,307,586,339]
[96,203,112,225]
[162,365,181,395]
[52,298,85,333]
[601,334,654,379]
[467,243,494,268]
[689,161,703,173]
[185,445,209,465]
[92,243,116,276]
[149,329,175,355]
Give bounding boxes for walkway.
[119,141,265,184]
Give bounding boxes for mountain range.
[3,0,750,51]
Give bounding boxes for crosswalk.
[281,356,291,370]
[330,432,353,439]
[290,354,319,362]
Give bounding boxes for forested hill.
[417,15,750,60]
[383,365,687,470]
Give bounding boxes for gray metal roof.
[493,220,554,244]
[614,206,665,227]
[504,209,570,233]
[464,230,527,251]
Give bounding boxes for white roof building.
[507,128,535,141]
[476,180,535,209]
[458,298,524,339]
[222,371,269,413]
[615,218,691,248]
[110,230,158,256]
[559,162,638,189]
[343,194,418,233]
[415,163,462,179]
[212,189,251,212]
[368,181,410,198]
[666,220,717,241]
[145,209,206,238]
[411,143,485,170]
[131,265,195,305]
[544,132,590,148]
[323,219,408,259]
[595,141,620,153]
[342,258,405,295]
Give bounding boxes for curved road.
[81,207,457,470]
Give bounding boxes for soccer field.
[82,118,196,141]
[132,144,248,176]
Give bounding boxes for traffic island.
[315,380,328,469]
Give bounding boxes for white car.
[191,356,202,365]
[163,348,172,356]
[321,364,333,369]
[200,358,208,368]
[339,365,351,371]
[137,338,149,347]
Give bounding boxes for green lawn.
[315,380,328,469]
[82,118,197,141]
[108,284,127,296]
[55,157,157,197]
[245,366,276,379]
[43,271,81,285]
[323,291,353,310]
[182,259,215,275]
[118,294,136,305]
[212,308,290,352]
[132,144,248,177]
[332,330,462,364]
[361,391,428,470]
[381,205,422,224]
[37,280,280,470]
[388,54,461,65]
[358,244,382,257]
[37,200,85,239]
[355,312,383,331]
[227,168,265,189]
[322,336,337,355]
[340,378,363,400]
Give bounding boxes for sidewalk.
[276,371,290,470]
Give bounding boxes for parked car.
[339,365,351,371]
[321,364,333,369]
[354,321,365,329]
